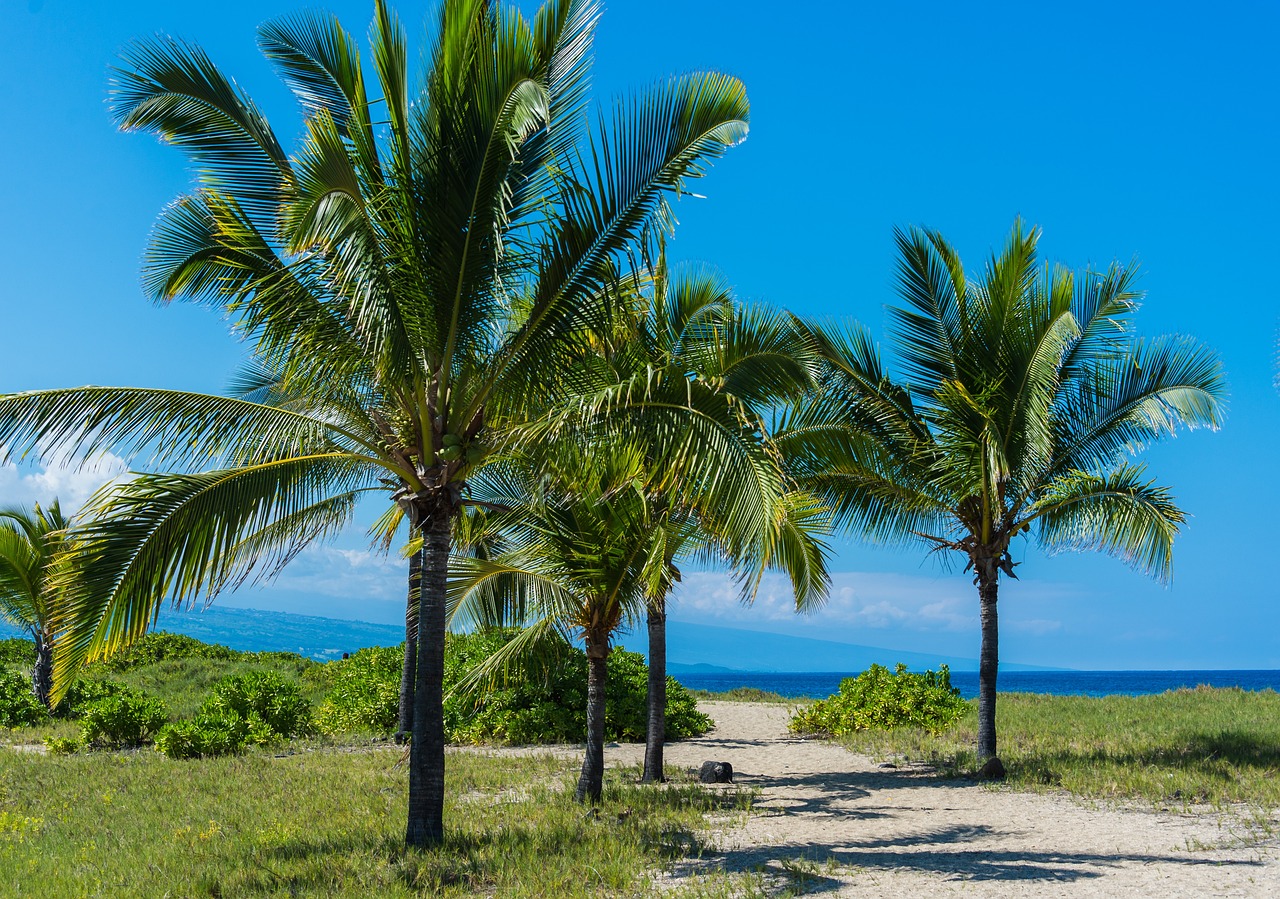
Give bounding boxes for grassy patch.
[688,688,793,704]
[833,687,1280,806]
[0,746,753,897]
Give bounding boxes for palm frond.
[111,36,289,222]
[1031,464,1184,582]
[47,455,375,699]
[0,387,377,471]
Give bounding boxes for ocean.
[674,670,1280,700]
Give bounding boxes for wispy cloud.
[0,449,129,512]
[671,570,1067,637]
[270,545,406,604]
[673,570,975,631]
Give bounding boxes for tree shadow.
[695,823,1264,890]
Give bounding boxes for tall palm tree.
[0,0,750,846]
[783,222,1225,762]
[0,500,71,709]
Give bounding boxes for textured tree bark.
[641,601,667,783]
[397,551,422,738]
[575,626,610,804]
[31,635,52,710]
[405,508,450,847]
[976,571,1000,760]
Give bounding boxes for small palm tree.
[0,500,71,708]
[584,254,827,781]
[785,222,1225,761]
[0,0,749,846]
[452,442,664,802]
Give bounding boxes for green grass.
[687,687,793,704]
[0,745,754,898]
[833,687,1280,807]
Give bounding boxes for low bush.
[96,632,239,672]
[313,645,402,735]
[150,671,311,759]
[314,631,712,745]
[0,637,35,668]
[55,678,130,719]
[154,712,276,759]
[0,670,48,728]
[788,663,967,737]
[79,692,169,748]
[42,736,81,754]
[603,651,711,742]
[200,671,311,737]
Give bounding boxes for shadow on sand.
[670,761,1267,891]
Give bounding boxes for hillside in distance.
[0,606,1060,671]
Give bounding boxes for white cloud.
[0,449,129,512]
[1010,618,1064,636]
[671,569,1067,637]
[672,569,975,631]
[270,545,406,603]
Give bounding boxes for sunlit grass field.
[0,746,753,898]
[835,686,1280,807]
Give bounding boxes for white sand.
[601,701,1280,897]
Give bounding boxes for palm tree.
[0,0,749,846]
[0,500,71,708]
[451,442,665,802]
[449,430,826,802]
[783,222,1225,762]
[584,254,827,781]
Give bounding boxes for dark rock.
[977,756,1006,780]
[698,761,734,784]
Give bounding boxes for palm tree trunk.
[31,634,52,710]
[976,570,999,760]
[641,601,667,783]
[575,627,610,804]
[397,551,422,738]
[406,509,451,848]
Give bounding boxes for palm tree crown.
[786,221,1226,760]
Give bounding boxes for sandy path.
[601,702,1280,897]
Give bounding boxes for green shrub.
[55,678,130,719]
[0,637,35,668]
[200,671,311,737]
[79,692,169,747]
[154,712,276,759]
[604,651,711,741]
[97,633,238,672]
[313,646,402,735]
[788,663,968,737]
[0,670,48,727]
[312,632,712,745]
[42,736,81,754]
[239,650,318,678]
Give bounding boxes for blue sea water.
[675,670,1280,700]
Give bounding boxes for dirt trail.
[602,701,1280,897]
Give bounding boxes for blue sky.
[2,0,1278,670]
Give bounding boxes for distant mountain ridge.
[0,605,1064,671]
[618,619,1065,673]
